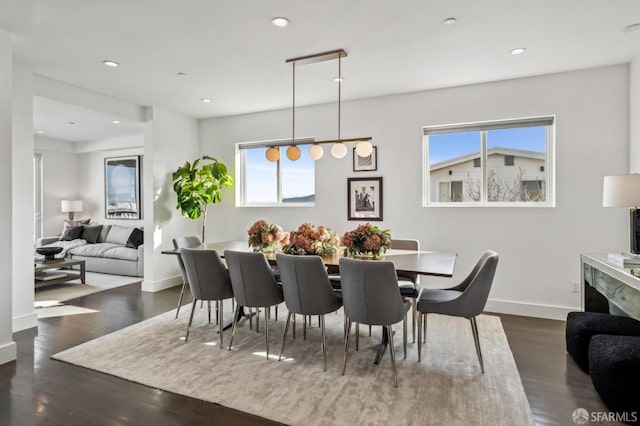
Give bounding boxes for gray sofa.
[38,224,144,277]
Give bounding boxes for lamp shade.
[331,142,348,159]
[308,144,324,160]
[603,175,640,207]
[286,145,301,161]
[61,200,83,212]
[265,147,280,162]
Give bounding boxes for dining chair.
[276,254,343,371]
[390,238,420,343]
[417,250,499,373]
[172,235,202,319]
[339,257,411,387]
[180,248,234,348]
[224,250,285,359]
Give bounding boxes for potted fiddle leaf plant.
[172,156,233,242]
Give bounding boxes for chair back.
[390,238,420,284]
[453,250,499,317]
[339,257,407,326]
[180,248,233,301]
[224,250,284,308]
[173,235,202,282]
[276,254,342,315]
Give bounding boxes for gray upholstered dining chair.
[417,250,499,373]
[180,248,234,348]
[224,250,285,359]
[172,235,202,319]
[339,257,411,387]
[276,254,343,371]
[391,238,420,343]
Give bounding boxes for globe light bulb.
[331,142,348,159]
[265,146,280,162]
[286,145,301,161]
[355,141,373,157]
[308,144,324,160]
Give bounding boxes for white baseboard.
[0,341,17,365]
[13,311,38,332]
[485,298,576,321]
[141,275,182,292]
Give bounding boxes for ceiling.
[3,0,640,141]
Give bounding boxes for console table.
[580,253,640,320]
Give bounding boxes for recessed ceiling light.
[624,23,640,33]
[443,17,457,26]
[36,130,46,134]
[177,72,187,77]
[271,17,289,27]
[112,120,120,124]
[201,98,212,103]
[333,77,344,83]
[68,121,76,125]
[103,60,119,67]
[510,47,526,55]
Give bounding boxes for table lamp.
[603,174,640,254]
[61,200,83,220]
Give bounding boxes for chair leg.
[249,307,253,330]
[369,325,371,336]
[303,314,307,340]
[175,281,188,319]
[278,312,293,361]
[318,315,320,328]
[207,301,211,324]
[228,304,240,351]
[387,325,398,387]
[275,305,278,321]
[417,312,422,362]
[422,312,427,342]
[342,319,352,376]
[292,314,296,339]
[320,315,327,371]
[403,314,407,360]
[264,307,270,359]
[185,300,197,342]
[470,317,484,373]
[411,298,417,343]
[355,323,359,351]
[256,308,260,333]
[218,300,224,349]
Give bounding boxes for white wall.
[143,107,200,292]
[12,62,37,332]
[0,29,17,364]
[630,56,640,173]
[200,65,630,319]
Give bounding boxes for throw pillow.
[97,224,112,243]
[105,225,135,245]
[60,225,83,241]
[62,218,91,235]
[80,224,103,244]
[125,228,144,249]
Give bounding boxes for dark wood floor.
[0,284,617,426]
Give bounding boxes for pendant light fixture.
[267,49,372,162]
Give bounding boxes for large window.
[423,116,554,206]
[237,139,316,206]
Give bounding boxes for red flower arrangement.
[341,223,391,259]
[283,223,340,256]
[248,220,288,252]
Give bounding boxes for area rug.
[52,303,534,425]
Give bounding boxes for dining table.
[162,240,457,363]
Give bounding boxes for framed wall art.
[352,146,377,172]
[347,177,383,221]
[104,155,142,219]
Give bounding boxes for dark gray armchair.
[180,248,234,348]
[276,254,343,371]
[172,235,202,318]
[417,250,499,373]
[339,257,411,387]
[224,250,284,359]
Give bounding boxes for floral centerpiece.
[341,223,391,260]
[247,220,289,253]
[283,223,341,256]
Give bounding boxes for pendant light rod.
[338,53,341,141]
[292,61,295,144]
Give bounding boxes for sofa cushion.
[105,225,134,245]
[60,225,83,241]
[102,246,139,261]
[69,243,122,257]
[98,224,112,243]
[126,228,144,249]
[80,224,103,244]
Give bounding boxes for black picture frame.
[104,155,142,219]
[347,177,383,221]
[352,146,377,172]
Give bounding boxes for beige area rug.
[52,302,533,425]
[35,272,141,318]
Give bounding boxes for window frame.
[235,137,316,207]
[422,116,555,208]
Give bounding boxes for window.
[424,116,554,206]
[237,139,315,206]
